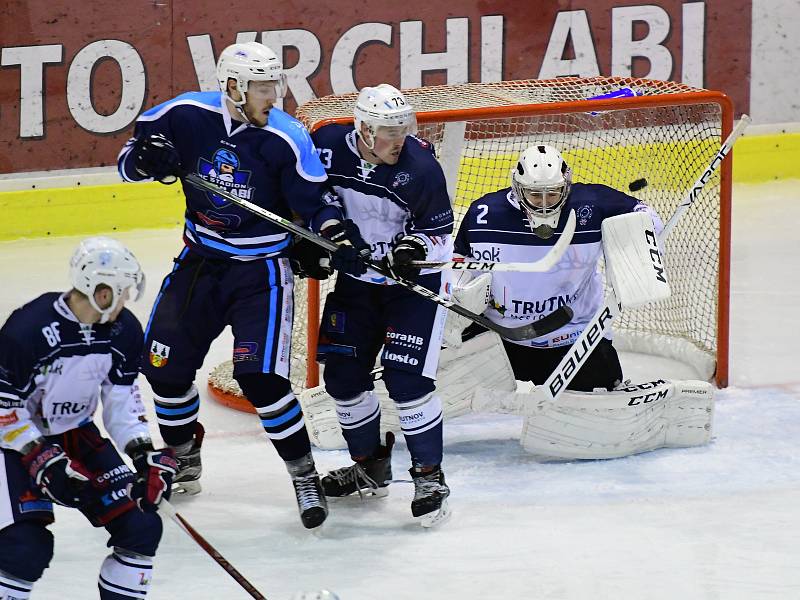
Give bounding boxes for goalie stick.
[183,172,573,341]
[410,209,576,272]
[534,114,751,403]
[160,500,268,600]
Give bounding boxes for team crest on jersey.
[392,171,411,188]
[149,340,170,368]
[577,205,593,225]
[328,311,346,333]
[197,149,255,208]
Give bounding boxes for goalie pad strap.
[602,211,671,309]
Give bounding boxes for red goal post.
[208,76,733,410]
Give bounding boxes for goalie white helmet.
[216,42,287,110]
[511,145,572,239]
[69,236,145,323]
[353,84,417,150]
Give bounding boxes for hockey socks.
[97,549,153,599]
[152,384,200,446]
[0,568,34,599]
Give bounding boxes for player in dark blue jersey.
[117,42,369,529]
[0,237,176,599]
[452,144,663,391]
[307,84,454,525]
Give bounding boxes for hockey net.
[208,76,733,409]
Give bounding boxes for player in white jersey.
[0,237,176,599]
[305,84,454,523]
[453,144,664,390]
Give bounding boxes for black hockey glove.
[290,237,333,280]
[21,442,90,507]
[133,133,181,184]
[321,220,371,276]
[127,442,178,512]
[382,235,427,281]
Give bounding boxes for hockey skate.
[287,454,329,529]
[410,465,451,527]
[322,432,394,499]
[171,422,205,495]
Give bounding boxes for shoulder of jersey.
[140,91,223,119]
[398,137,440,174]
[469,188,513,214]
[111,308,144,339]
[0,292,60,344]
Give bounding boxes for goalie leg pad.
[520,379,714,461]
[438,330,517,416]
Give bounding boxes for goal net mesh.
[209,77,731,399]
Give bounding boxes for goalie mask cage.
[208,76,733,410]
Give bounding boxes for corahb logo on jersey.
[385,327,424,350]
[577,205,593,226]
[392,171,411,188]
[198,149,254,207]
[149,340,170,367]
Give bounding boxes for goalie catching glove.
[321,219,371,276]
[126,441,178,512]
[133,133,181,184]
[381,235,427,281]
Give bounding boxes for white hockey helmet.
[511,144,572,239]
[353,84,417,149]
[69,236,145,323]
[216,42,287,108]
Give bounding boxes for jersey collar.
[54,293,79,322]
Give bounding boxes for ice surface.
[1,181,798,599]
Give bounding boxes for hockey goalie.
[301,144,714,460]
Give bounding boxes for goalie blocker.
[299,331,714,459]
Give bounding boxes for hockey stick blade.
[160,500,268,600]
[184,172,566,341]
[412,209,577,272]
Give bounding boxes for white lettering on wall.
[66,40,146,134]
[187,31,258,92]
[481,15,504,82]
[331,23,392,94]
[682,1,705,87]
[1,44,63,137]
[611,5,672,79]
[399,18,469,88]
[539,11,600,78]
[264,29,322,108]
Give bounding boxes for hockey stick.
[160,500,268,599]
[410,209,577,272]
[534,114,751,403]
[183,173,573,342]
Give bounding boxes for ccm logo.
[628,389,669,406]
[644,230,666,283]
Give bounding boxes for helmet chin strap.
[225,86,253,124]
